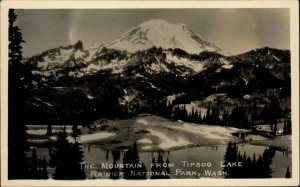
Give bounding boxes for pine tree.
[110,150,120,179]
[122,143,147,179]
[70,141,86,179]
[222,110,228,126]
[29,148,39,179]
[284,109,292,135]
[250,100,258,123]
[138,162,147,179]
[8,9,30,179]
[262,97,282,135]
[150,156,156,179]
[205,105,211,124]
[40,157,49,179]
[223,142,239,178]
[197,110,202,124]
[46,124,52,136]
[156,153,164,178]
[50,129,71,179]
[71,124,81,140]
[285,166,291,178]
[50,127,86,179]
[164,157,171,179]
[260,147,275,178]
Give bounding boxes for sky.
[15,9,290,57]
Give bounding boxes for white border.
[1,1,299,186]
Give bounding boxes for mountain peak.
[74,40,83,50]
[140,19,170,25]
[106,19,228,55]
[139,19,185,29]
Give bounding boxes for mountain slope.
[106,19,228,55]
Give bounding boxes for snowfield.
[166,53,204,72]
[27,125,74,135]
[27,115,289,152]
[147,129,190,150]
[107,19,226,55]
[77,132,116,143]
[170,123,248,140]
[27,129,47,135]
[138,138,152,144]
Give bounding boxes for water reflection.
[32,142,291,179]
[231,132,269,141]
[109,150,120,179]
[122,143,147,179]
[223,141,275,178]
[150,153,171,179]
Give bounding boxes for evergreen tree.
[156,153,165,178]
[50,129,71,179]
[283,117,287,134]
[285,166,291,178]
[40,157,49,179]
[46,124,52,136]
[283,109,292,135]
[29,148,39,179]
[150,156,157,179]
[138,162,148,179]
[269,98,282,135]
[123,143,146,179]
[222,110,229,126]
[197,110,202,124]
[49,127,86,179]
[205,105,211,124]
[164,157,171,179]
[110,150,120,179]
[223,142,239,178]
[250,100,258,123]
[260,147,275,178]
[70,141,86,179]
[71,124,81,140]
[229,106,249,128]
[261,97,282,135]
[8,9,30,179]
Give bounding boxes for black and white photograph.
[1,0,299,186]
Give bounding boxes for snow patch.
[138,138,152,144]
[167,95,176,104]
[27,129,47,135]
[149,63,169,73]
[87,94,94,99]
[142,145,152,150]
[74,50,86,59]
[220,58,233,69]
[273,55,280,61]
[147,129,190,150]
[170,123,248,140]
[178,102,206,117]
[166,53,204,72]
[78,132,116,143]
[28,139,48,143]
[43,101,53,107]
[137,119,149,125]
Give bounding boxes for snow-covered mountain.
[19,19,291,127]
[25,19,234,77]
[25,19,289,82]
[106,19,228,55]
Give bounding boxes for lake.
[34,143,291,179]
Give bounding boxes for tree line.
[164,96,291,135]
[223,141,291,178]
